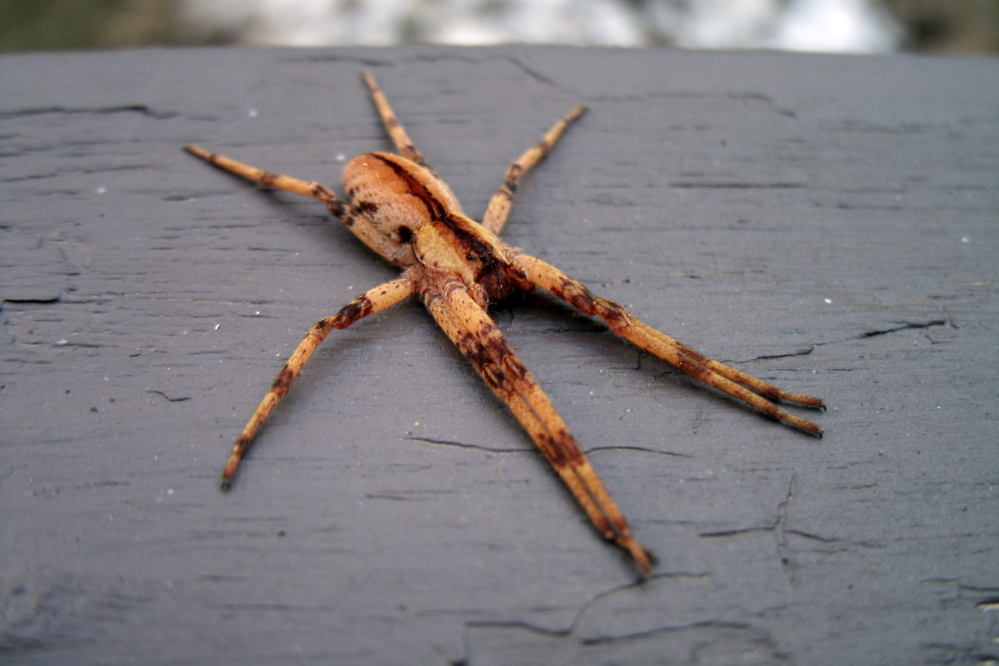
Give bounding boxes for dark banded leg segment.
[515,255,825,436]
[482,105,587,234]
[220,273,418,490]
[422,276,654,576]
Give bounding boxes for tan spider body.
[185,72,824,577]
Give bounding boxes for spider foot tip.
[627,543,656,578]
[183,144,210,159]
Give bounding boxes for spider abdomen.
[343,151,462,243]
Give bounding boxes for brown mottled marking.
[334,295,374,326]
[368,153,450,221]
[186,71,822,578]
[395,226,413,243]
[311,183,335,199]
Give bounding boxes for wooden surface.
[1,46,997,665]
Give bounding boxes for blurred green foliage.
[0,0,179,51]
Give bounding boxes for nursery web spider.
[185,72,824,576]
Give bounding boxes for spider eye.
[396,226,413,243]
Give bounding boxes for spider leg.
[220,272,418,490]
[362,71,434,172]
[184,144,414,267]
[515,255,825,436]
[422,275,655,576]
[482,105,587,235]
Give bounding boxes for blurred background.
[0,0,996,54]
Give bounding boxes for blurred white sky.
[181,0,903,53]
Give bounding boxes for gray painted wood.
[1,47,997,665]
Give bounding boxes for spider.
[184,71,824,577]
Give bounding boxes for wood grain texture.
[1,47,997,665]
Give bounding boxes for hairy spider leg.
[515,255,825,436]
[183,144,414,267]
[421,274,655,575]
[186,71,825,576]
[482,105,588,235]
[220,274,418,490]
[362,71,432,172]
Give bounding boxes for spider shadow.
[250,187,380,264]
[483,289,686,402]
[487,288,804,436]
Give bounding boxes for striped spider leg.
[184,72,823,577]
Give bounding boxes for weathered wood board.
[1,47,997,665]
